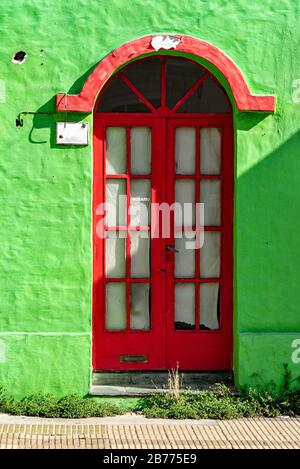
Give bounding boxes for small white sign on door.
[56,122,89,145]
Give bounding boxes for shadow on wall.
[235,111,273,131]
[236,128,300,333]
[18,96,90,148]
[24,62,99,147]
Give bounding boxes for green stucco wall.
[0,0,300,397]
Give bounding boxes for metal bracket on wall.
[16,111,58,127]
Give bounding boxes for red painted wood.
[93,115,233,371]
[93,116,166,370]
[165,117,233,369]
[92,54,234,371]
[118,72,156,113]
[92,123,105,369]
[172,73,209,112]
[56,35,275,113]
[125,127,131,330]
[195,126,200,331]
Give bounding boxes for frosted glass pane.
[130,283,150,330]
[106,127,126,174]
[200,232,220,278]
[130,180,151,226]
[200,128,221,175]
[105,232,126,278]
[175,180,195,226]
[175,231,195,278]
[200,283,220,330]
[175,128,196,174]
[106,283,126,330]
[130,232,150,278]
[131,127,151,174]
[106,179,126,226]
[175,283,195,330]
[200,180,220,226]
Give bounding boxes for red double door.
[93,116,233,371]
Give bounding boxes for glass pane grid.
[174,126,222,332]
[105,126,152,332]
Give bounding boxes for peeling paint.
[151,35,181,51]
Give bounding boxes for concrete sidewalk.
[0,414,300,449]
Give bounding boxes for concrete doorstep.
[91,371,233,396]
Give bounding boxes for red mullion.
[92,123,105,367]
[195,126,200,331]
[105,174,152,180]
[175,226,222,232]
[118,72,156,113]
[175,278,221,283]
[219,125,225,332]
[175,175,221,180]
[126,127,131,331]
[105,226,150,231]
[105,226,127,231]
[129,226,151,231]
[215,126,224,332]
[205,226,222,232]
[105,174,129,179]
[165,120,175,338]
[107,278,150,283]
[103,127,108,332]
[172,73,209,112]
[129,174,152,180]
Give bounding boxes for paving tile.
[0,417,299,448]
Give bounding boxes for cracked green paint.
[0,0,299,398]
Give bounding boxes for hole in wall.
[12,51,27,64]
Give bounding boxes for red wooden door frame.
[93,116,167,370]
[92,55,233,371]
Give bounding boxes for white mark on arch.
[151,35,181,52]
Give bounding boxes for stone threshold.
[90,371,233,396]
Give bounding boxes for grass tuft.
[0,384,299,420]
[0,389,122,418]
[141,384,300,419]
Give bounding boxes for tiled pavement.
[0,416,300,449]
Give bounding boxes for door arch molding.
[55,34,276,113]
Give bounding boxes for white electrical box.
[56,122,89,145]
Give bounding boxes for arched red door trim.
[56,34,276,113]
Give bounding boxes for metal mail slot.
[120,354,148,363]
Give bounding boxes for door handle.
[166,245,179,253]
